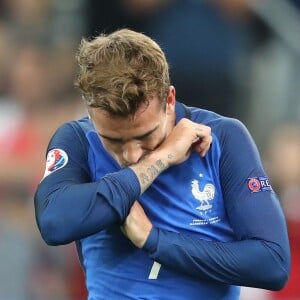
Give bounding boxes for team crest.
[191,179,215,211]
[43,148,68,178]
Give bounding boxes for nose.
[122,141,144,164]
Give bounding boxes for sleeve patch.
[43,148,68,178]
[247,177,273,193]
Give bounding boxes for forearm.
[143,228,289,290]
[129,150,170,193]
[129,118,212,193]
[35,168,140,245]
[36,149,171,245]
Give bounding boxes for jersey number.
[148,261,161,279]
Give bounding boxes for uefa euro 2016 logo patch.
[43,148,68,178]
[247,177,273,193]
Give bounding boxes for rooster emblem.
[191,180,215,211]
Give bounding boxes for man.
[34,29,290,299]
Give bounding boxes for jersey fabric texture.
[35,102,290,300]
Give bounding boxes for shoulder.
[188,106,250,140]
[55,116,92,134]
[186,106,257,157]
[48,116,92,152]
[51,116,92,140]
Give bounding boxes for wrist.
[147,148,171,170]
[129,150,169,194]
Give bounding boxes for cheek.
[101,141,122,156]
[103,144,125,165]
[145,132,165,150]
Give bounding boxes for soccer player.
[34,29,290,299]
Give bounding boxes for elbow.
[35,190,73,246]
[267,245,291,291]
[37,212,71,246]
[246,241,291,291]
[248,263,290,291]
[38,222,62,246]
[260,251,290,291]
[267,266,289,291]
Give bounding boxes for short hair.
[75,29,170,116]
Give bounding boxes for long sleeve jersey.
[35,102,290,300]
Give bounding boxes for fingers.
[193,138,212,157]
[158,119,213,165]
[193,124,213,157]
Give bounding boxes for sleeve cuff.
[142,227,159,254]
[98,168,141,220]
[105,167,141,199]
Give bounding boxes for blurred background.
[0,0,299,299]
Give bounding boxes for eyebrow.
[98,124,160,142]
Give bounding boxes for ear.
[166,86,176,114]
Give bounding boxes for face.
[91,87,176,167]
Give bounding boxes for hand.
[121,201,153,248]
[157,118,212,166]
[129,119,212,194]
[191,123,212,157]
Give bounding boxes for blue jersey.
[35,102,290,300]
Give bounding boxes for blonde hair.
[75,29,170,116]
